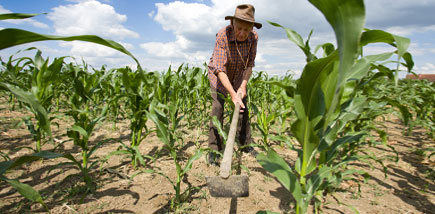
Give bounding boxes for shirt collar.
[227,25,253,43]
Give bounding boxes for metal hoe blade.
[206,175,249,197]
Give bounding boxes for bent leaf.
[1,177,46,209]
[0,28,141,68]
[257,149,302,203]
[0,13,44,20]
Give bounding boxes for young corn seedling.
[252,102,277,150]
[105,67,154,168]
[64,66,109,194]
[0,12,142,152]
[147,100,203,211]
[0,49,66,152]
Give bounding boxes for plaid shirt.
[208,25,258,95]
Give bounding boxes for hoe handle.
[219,93,242,178]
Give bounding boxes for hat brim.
[225,16,262,29]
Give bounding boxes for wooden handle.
[219,93,242,178]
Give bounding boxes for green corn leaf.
[147,109,170,146]
[71,125,89,139]
[268,21,304,48]
[257,149,302,203]
[1,177,46,209]
[256,211,281,214]
[61,153,82,169]
[377,96,412,126]
[46,56,67,81]
[0,28,141,68]
[132,145,146,166]
[88,141,104,159]
[392,34,410,60]
[103,150,132,163]
[360,30,395,46]
[0,13,45,20]
[401,52,414,72]
[314,43,335,57]
[34,50,46,71]
[346,52,394,84]
[292,51,338,176]
[182,149,203,175]
[322,97,367,145]
[90,105,109,127]
[0,151,62,175]
[360,29,410,61]
[324,133,365,163]
[0,83,52,138]
[265,80,296,98]
[268,21,315,62]
[211,116,228,143]
[306,166,334,197]
[309,0,366,121]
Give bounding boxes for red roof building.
[406,74,435,82]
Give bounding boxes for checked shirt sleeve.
[248,31,258,68]
[209,33,228,75]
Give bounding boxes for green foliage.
[148,101,204,211]
[0,49,66,152]
[108,67,155,168]
[257,0,414,213]
[0,4,432,214]
[0,28,141,68]
[64,64,109,193]
[0,151,64,210]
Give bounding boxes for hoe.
[206,93,249,197]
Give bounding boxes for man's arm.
[217,72,245,110]
[237,66,252,98]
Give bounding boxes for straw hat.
[225,4,262,29]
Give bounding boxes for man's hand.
[231,91,245,112]
[237,87,247,99]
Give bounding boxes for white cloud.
[0,5,49,29]
[140,0,330,74]
[153,1,223,36]
[148,10,155,18]
[365,0,435,28]
[4,0,433,77]
[60,41,132,57]
[141,35,190,58]
[42,0,139,67]
[415,63,435,74]
[386,25,435,37]
[47,0,138,39]
[137,0,435,76]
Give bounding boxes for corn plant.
[147,100,203,211]
[0,13,141,68]
[100,68,126,130]
[105,67,155,168]
[63,64,109,193]
[257,0,413,213]
[0,49,66,151]
[251,102,277,149]
[0,10,144,207]
[0,49,33,110]
[0,12,142,152]
[378,78,435,139]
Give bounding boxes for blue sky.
[1,0,435,77]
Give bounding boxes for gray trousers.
[208,87,252,152]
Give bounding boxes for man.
[207,4,261,166]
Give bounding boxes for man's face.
[233,19,253,42]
